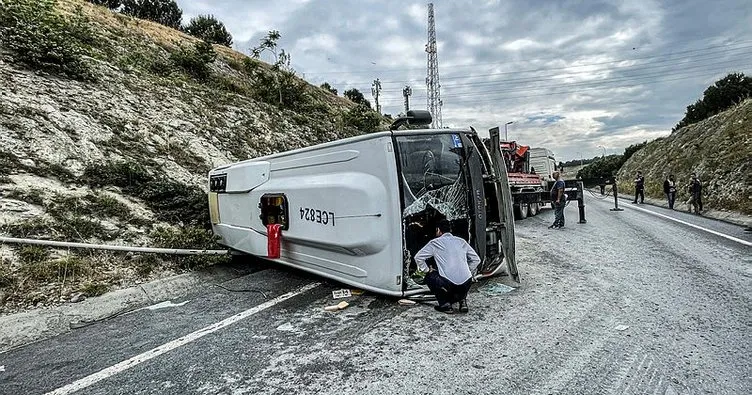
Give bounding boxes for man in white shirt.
[414,219,482,314]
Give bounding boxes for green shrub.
[0,259,13,287]
[17,246,50,265]
[82,161,210,227]
[121,0,182,29]
[54,215,116,241]
[86,0,121,9]
[183,14,232,47]
[5,188,45,206]
[245,31,309,109]
[82,161,153,189]
[170,40,217,80]
[5,217,51,238]
[19,255,93,283]
[79,281,109,296]
[0,0,94,80]
[150,226,227,269]
[343,104,381,134]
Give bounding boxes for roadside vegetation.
[0,0,389,312]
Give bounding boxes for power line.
[435,56,752,98]
[379,46,752,92]
[377,63,748,106]
[430,69,747,105]
[302,39,752,76]
[374,56,751,100]
[373,44,752,89]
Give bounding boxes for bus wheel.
[518,203,528,219]
[529,203,538,216]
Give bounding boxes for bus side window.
[260,194,289,230]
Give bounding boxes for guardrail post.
[577,181,587,224]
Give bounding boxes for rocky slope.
[617,99,752,217]
[0,0,382,312]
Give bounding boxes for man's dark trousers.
[634,188,644,203]
[425,271,472,306]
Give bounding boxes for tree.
[320,82,337,95]
[122,0,182,29]
[673,72,752,131]
[170,40,216,80]
[183,15,232,47]
[622,141,647,162]
[86,0,122,8]
[343,88,371,108]
[344,104,381,133]
[246,30,307,108]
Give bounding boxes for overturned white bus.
[207,111,518,297]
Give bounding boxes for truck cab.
[207,111,517,297]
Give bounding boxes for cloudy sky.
[177,0,751,161]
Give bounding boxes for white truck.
[207,111,518,297]
[528,147,557,182]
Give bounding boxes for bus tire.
[519,203,528,219]
[529,203,538,216]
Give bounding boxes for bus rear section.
[207,133,406,295]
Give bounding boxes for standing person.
[414,219,481,314]
[548,171,566,229]
[663,174,677,209]
[688,173,703,214]
[633,171,645,204]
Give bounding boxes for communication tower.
[425,3,443,128]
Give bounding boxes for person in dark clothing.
[663,174,677,209]
[548,171,566,229]
[688,173,703,214]
[414,219,481,314]
[633,171,645,204]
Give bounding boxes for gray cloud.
[176,0,752,161]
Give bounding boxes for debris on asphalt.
[0,365,5,372]
[332,289,352,299]
[398,299,417,306]
[324,301,350,312]
[615,325,630,331]
[479,283,516,296]
[350,289,365,296]
[69,293,86,303]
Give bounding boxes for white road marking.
[45,282,320,395]
[625,204,752,247]
[0,365,5,372]
[143,300,190,311]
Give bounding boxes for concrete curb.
[0,265,243,354]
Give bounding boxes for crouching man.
[414,219,481,314]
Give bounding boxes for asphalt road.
[1,197,750,395]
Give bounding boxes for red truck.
[499,141,558,219]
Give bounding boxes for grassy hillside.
[617,99,752,215]
[0,0,385,311]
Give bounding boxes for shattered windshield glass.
[395,134,468,220]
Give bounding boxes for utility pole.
[504,121,514,141]
[402,85,412,113]
[426,3,443,128]
[371,78,382,115]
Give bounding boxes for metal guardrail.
[0,236,230,255]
